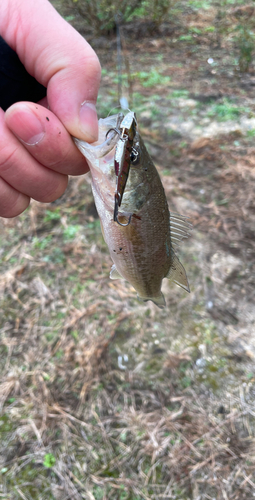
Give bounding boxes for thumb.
[1,0,101,141]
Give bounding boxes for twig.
[15,488,29,500]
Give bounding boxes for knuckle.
[90,55,101,77]
[0,181,30,218]
[44,145,71,170]
[0,143,18,174]
[79,53,101,87]
[35,174,68,203]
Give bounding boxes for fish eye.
[130,147,140,165]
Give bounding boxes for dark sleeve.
[0,36,47,111]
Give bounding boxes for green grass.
[135,69,171,87]
[43,208,61,222]
[43,453,56,468]
[169,89,189,99]
[32,235,53,250]
[246,128,255,137]
[63,224,82,240]
[178,34,194,42]
[207,98,250,121]
[188,0,212,9]
[106,69,171,89]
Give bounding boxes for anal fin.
[167,252,190,293]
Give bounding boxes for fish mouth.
[74,114,122,164]
[74,132,118,164]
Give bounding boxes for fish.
[74,112,191,308]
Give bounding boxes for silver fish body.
[75,113,191,308]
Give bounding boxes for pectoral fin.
[110,265,123,280]
[167,252,190,293]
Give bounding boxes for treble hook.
[114,194,132,227]
[105,113,125,140]
[105,127,121,140]
[116,214,132,227]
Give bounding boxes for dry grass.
[1,198,255,498]
[2,7,255,498]
[1,350,255,500]
[1,145,255,499]
[0,230,255,499]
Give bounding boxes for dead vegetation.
[1,2,255,499]
[1,339,255,500]
[0,190,255,499]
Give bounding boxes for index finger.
[1,0,101,142]
[5,101,89,176]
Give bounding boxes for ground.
[0,3,255,500]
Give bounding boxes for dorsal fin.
[166,252,190,293]
[169,212,192,248]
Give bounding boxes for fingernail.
[79,102,98,142]
[7,105,45,145]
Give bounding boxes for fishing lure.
[108,112,137,227]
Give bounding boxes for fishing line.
[106,104,122,118]
[106,14,133,116]
[115,13,129,111]
[106,104,132,118]
[115,13,123,107]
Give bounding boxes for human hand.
[0,0,101,218]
